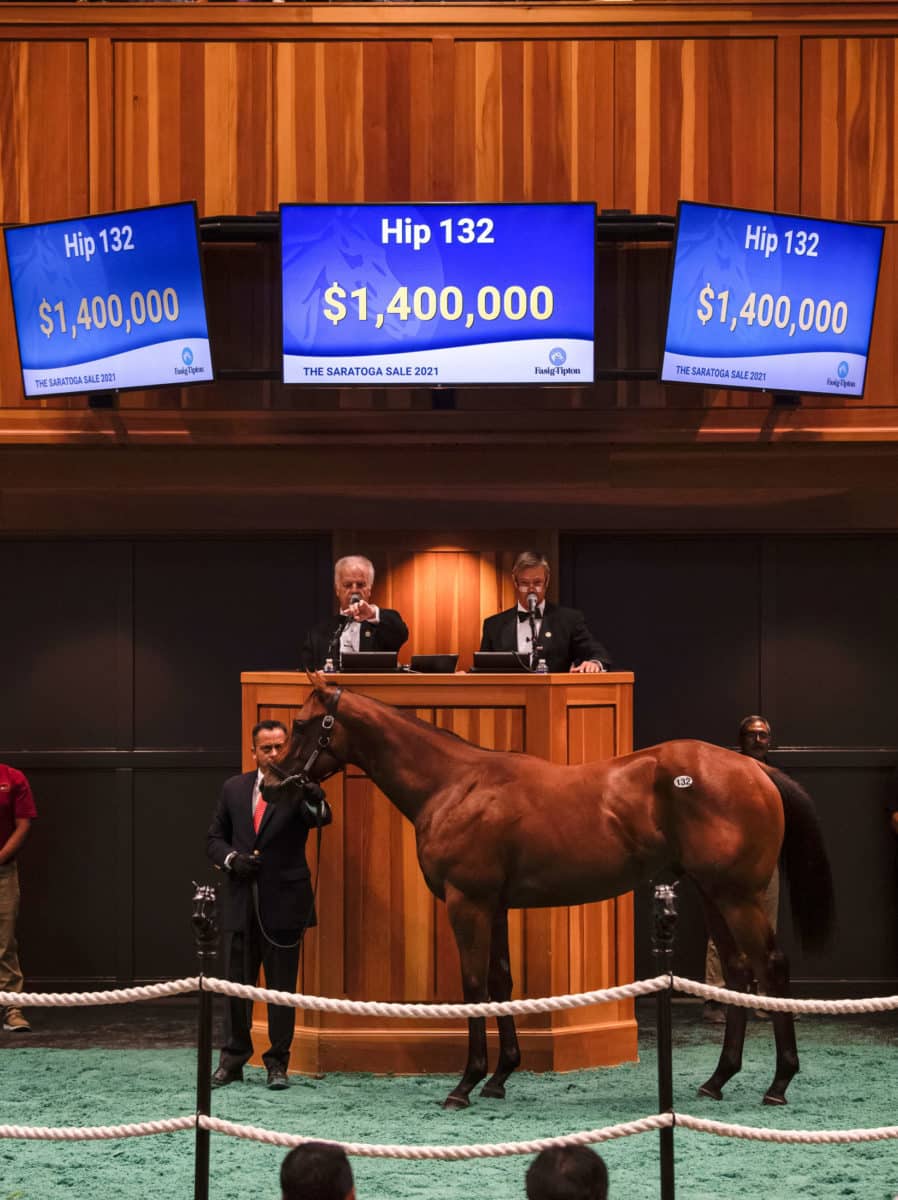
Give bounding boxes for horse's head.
[262,672,346,804]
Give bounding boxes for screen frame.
[658,199,885,401]
[278,200,597,388]
[2,199,215,401]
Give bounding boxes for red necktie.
[253,788,266,833]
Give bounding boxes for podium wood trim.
[242,671,637,1075]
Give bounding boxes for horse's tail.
[762,764,835,953]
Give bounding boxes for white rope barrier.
[672,978,898,1015]
[674,1114,898,1145]
[199,975,669,1017]
[199,1113,674,1157]
[0,979,200,1007]
[0,1117,195,1141]
[5,975,898,1018]
[4,1111,898,1152]
[4,973,898,1158]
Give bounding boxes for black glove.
[229,852,261,879]
[300,781,333,829]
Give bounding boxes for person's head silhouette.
[738,715,772,762]
[280,1142,356,1200]
[525,1145,609,1200]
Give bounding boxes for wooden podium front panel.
[242,672,636,1074]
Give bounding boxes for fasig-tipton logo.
[825,359,857,391]
[535,346,581,379]
[175,346,206,378]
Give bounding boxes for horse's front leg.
[443,886,493,1110]
[481,908,521,1100]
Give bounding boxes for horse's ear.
[305,668,327,693]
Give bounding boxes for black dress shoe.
[266,1066,289,1091]
[211,1065,244,1088]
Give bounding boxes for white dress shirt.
[516,604,544,656]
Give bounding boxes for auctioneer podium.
[241,670,637,1075]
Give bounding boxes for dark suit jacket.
[301,608,409,670]
[207,771,316,933]
[479,602,611,672]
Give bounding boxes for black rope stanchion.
[191,884,219,1200]
[652,883,678,1200]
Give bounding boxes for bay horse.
[264,678,834,1110]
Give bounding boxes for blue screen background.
[4,202,211,371]
[281,203,595,357]
[664,202,884,360]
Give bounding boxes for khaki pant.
[705,866,780,987]
[0,862,24,995]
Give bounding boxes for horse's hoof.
[442,1094,471,1111]
[697,1082,723,1101]
[480,1083,506,1099]
[762,1092,788,1106]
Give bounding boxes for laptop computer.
[338,651,398,672]
[470,651,530,673]
[410,653,459,674]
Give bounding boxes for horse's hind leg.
[443,887,492,1110]
[760,946,799,1106]
[697,900,752,1101]
[480,909,521,1099]
[701,897,800,1104]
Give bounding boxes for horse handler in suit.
[480,549,611,672]
[207,719,323,1091]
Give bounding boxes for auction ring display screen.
[280,202,596,386]
[660,200,884,398]
[3,201,213,398]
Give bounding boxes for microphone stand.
[329,593,361,670]
[328,616,346,670]
[526,594,539,670]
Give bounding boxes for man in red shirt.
[0,764,38,1032]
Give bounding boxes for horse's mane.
[348,688,498,751]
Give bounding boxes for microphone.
[526,593,539,669]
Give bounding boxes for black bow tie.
[518,608,543,622]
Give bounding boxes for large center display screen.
[660,201,884,397]
[280,203,596,385]
[3,201,213,397]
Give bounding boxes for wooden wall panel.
[802,38,898,221]
[615,38,776,213]
[0,41,89,223]
[274,41,434,202]
[114,41,274,213]
[0,40,89,410]
[451,40,614,202]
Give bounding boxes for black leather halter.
[269,686,343,788]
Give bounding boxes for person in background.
[479,550,611,672]
[280,1142,356,1200]
[207,719,324,1091]
[525,1145,609,1200]
[703,714,780,1023]
[0,762,37,1033]
[302,555,409,670]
